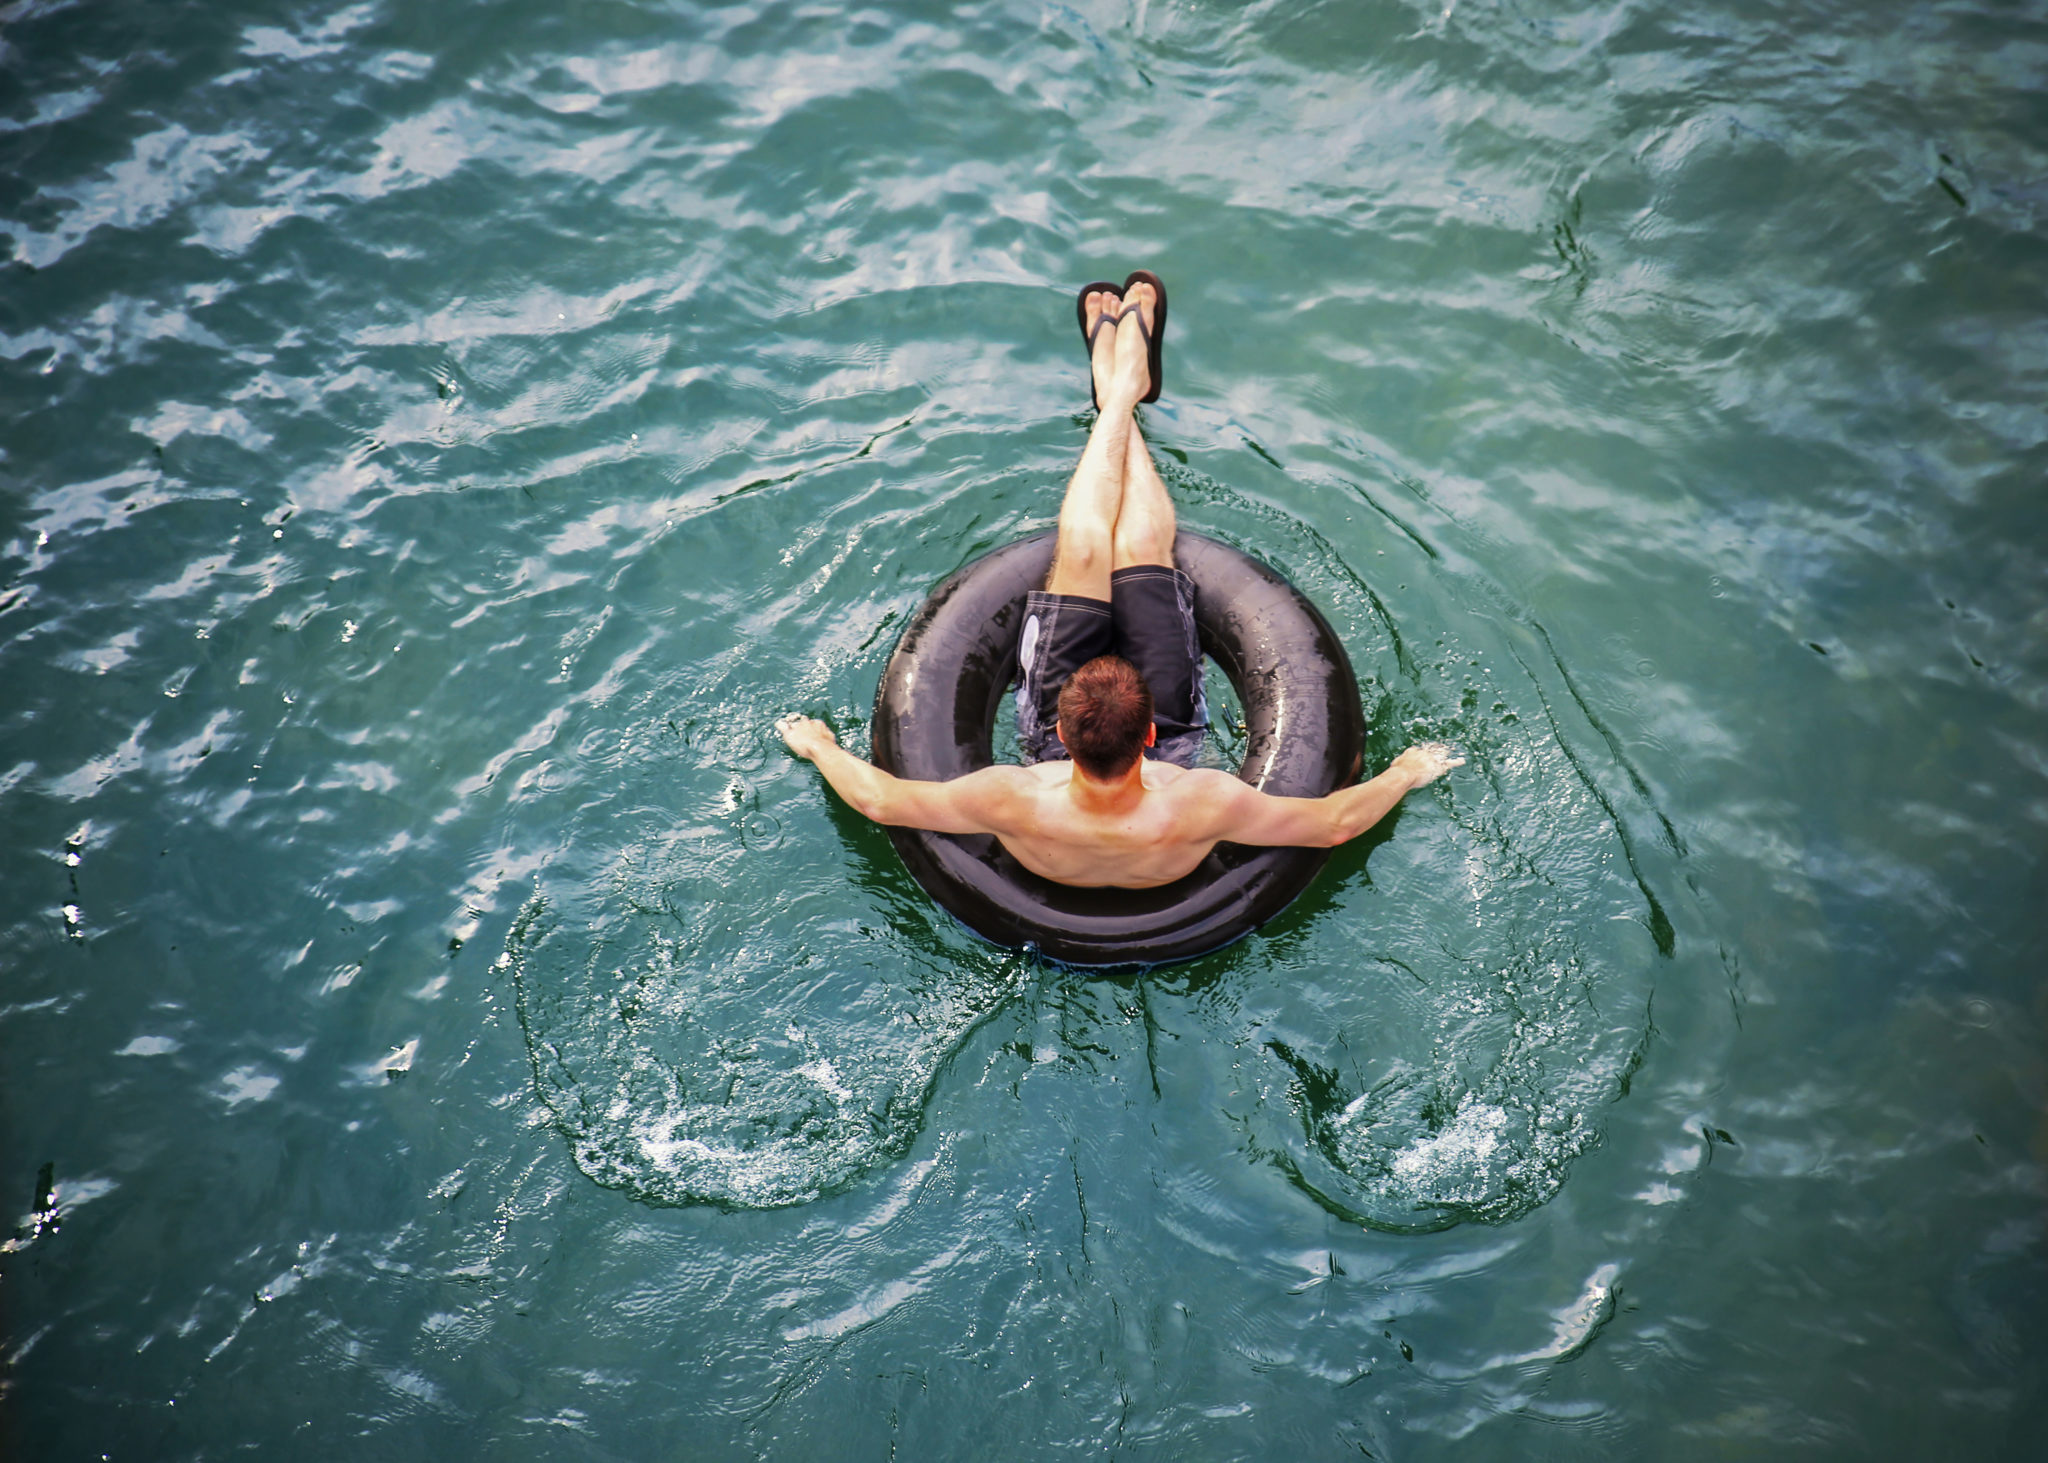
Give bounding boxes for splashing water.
[503,814,1025,1210]
[1191,470,1670,1232]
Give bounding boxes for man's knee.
[1053,523,1113,582]
[1113,512,1174,568]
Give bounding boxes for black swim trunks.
[1014,563,1208,768]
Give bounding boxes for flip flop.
[1120,270,1169,404]
[1075,280,1124,410]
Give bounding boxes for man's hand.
[776,713,839,762]
[1390,741,1464,788]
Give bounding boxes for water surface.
[3,0,2044,1457]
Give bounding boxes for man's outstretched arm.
[776,714,1023,835]
[1198,742,1464,849]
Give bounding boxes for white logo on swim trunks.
[1016,613,1042,725]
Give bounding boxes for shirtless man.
[777,274,1461,890]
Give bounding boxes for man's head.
[1055,655,1155,780]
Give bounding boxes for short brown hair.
[1057,655,1153,779]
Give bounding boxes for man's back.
[972,758,1233,888]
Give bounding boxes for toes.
[1086,289,1117,336]
[1119,281,1155,334]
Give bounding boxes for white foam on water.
[1236,539,1668,1231]
[505,869,1019,1209]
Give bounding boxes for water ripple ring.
[871,530,1365,966]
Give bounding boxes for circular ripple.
[504,860,1021,1208]
[501,685,1024,1210]
[1163,469,1674,1233]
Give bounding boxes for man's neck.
[1065,760,1146,815]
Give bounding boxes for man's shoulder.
[955,763,1042,795]
[951,763,1051,817]
[1148,765,1251,827]
[1151,765,1244,796]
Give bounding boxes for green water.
[3,0,2043,1456]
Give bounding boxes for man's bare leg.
[1046,287,1152,599]
[1112,418,1176,568]
[1106,281,1173,569]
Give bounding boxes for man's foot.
[1084,287,1123,410]
[1105,278,1157,408]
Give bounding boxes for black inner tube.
[870,530,1365,966]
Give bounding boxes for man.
[777,273,1461,890]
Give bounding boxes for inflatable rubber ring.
[870,530,1365,966]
